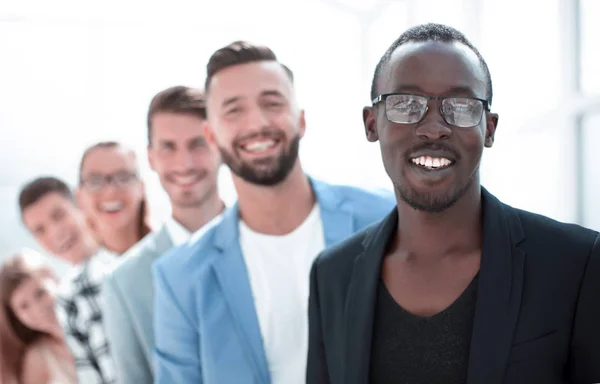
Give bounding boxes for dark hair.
[79,141,151,241]
[19,177,73,214]
[371,23,493,105]
[147,86,207,144]
[205,41,294,92]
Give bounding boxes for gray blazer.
[102,225,173,384]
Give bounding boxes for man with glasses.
[50,141,148,384]
[307,23,600,384]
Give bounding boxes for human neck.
[100,226,139,255]
[392,183,483,261]
[73,243,98,264]
[234,162,315,235]
[171,190,225,233]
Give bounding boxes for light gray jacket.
[101,226,173,384]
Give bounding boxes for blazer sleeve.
[153,262,203,383]
[568,233,600,383]
[306,258,331,384]
[102,274,153,384]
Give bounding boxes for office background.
[0,0,598,274]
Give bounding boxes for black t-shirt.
[369,275,479,384]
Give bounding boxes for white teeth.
[243,140,276,152]
[411,156,453,169]
[173,175,197,185]
[100,201,123,212]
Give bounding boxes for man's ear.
[147,145,156,171]
[298,109,306,139]
[363,107,379,142]
[202,121,216,146]
[484,112,499,148]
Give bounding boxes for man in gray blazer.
[101,86,225,383]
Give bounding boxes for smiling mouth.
[172,173,203,187]
[240,138,280,154]
[57,234,77,254]
[410,155,455,170]
[100,201,124,214]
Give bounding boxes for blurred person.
[306,23,600,384]
[52,141,148,384]
[19,176,98,265]
[0,249,77,384]
[152,41,396,384]
[101,86,225,384]
[77,141,151,255]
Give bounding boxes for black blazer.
[307,188,600,384]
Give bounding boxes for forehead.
[22,192,73,224]
[151,113,205,141]
[378,41,487,98]
[82,147,137,174]
[10,277,37,305]
[207,61,293,104]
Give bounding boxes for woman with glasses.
[77,141,151,255]
[48,141,151,383]
[0,249,77,384]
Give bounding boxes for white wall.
[0,0,598,275]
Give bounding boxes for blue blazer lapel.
[211,206,271,384]
[311,179,355,247]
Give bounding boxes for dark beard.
[219,134,300,186]
[397,170,476,213]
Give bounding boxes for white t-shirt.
[239,204,325,384]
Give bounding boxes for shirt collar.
[165,216,192,247]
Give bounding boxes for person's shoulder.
[153,221,222,281]
[502,202,599,270]
[317,180,395,203]
[21,342,51,384]
[314,179,396,218]
[107,229,165,283]
[315,219,379,268]
[512,205,598,246]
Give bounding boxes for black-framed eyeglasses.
[80,170,139,192]
[372,93,490,128]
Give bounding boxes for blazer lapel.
[467,189,526,384]
[312,179,355,246]
[211,207,270,384]
[343,210,398,384]
[151,225,175,259]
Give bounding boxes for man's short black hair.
[205,41,294,92]
[371,23,493,106]
[19,176,73,214]
[147,86,206,145]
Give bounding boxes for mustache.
[406,143,461,160]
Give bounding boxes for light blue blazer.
[152,179,396,384]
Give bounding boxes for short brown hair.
[205,41,294,92]
[146,86,207,144]
[18,177,73,214]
